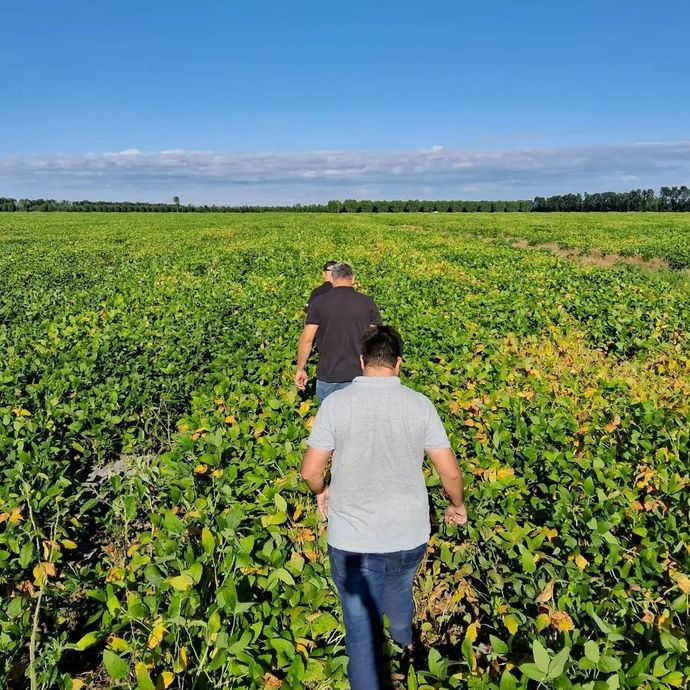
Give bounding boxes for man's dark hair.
[361,326,403,368]
[323,260,337,271]
[331,262,353,280]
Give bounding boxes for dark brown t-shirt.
[305,282,332,311]
[305,286,383,382]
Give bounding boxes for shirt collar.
[352,376,401,385]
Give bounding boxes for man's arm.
[295,324,318,390]
[425,447,467,525]
[301,447,332,519]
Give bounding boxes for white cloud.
[0,141,689,204]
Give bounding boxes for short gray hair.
[331,262,353,280]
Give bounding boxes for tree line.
[0,186,688,213]
[532,186,690,212]
[0,198,531,213]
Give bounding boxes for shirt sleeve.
[305,296,321,325]
[424,399,451,449]
[305,288,316,312]
[307,401,336,450]
[369,299,383,326]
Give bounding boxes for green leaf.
[19,540,34,569]
[187,561,203,583]
[521,548,536,574]
[167,574,194,591]
[584,640,600,663]
[271,567,295,586]
[135,661,156,690]
[163,511,184,533]
[73,631,100,650]
[207,610,221,638]
[407,665,418,690]
[533,639,550,673]
[270,637,295,658]
[661,671,686,687]
[201,527,215,554]
[103,650,128,680]
[274,493,288,513]
[520,663,547,682]
[499,670,518,690]
[606,674,621,690]
[490,634,509,655]
[598,656,622,673]
[310,612,339,637]
[547,646,570,679]
[428,647,448,680]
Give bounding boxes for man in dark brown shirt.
[295,263,382,402]
[305,260,336,312]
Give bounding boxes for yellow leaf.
[466,622,479,642]
[61,539,78,550]
[211,468,223,479]
[536,580,555,605]
[224,415,237,425]
[33,562,57,586]
[298,401,311,416]
[497,467,515,479]
[672,572,690,595]
[575,554,588,570]
[504,614,519,635]
[192,426,208,441]
[9,507,24,525]
[135,662,155,690]
[550,610,575,632]
[108,636,129,652]
[535,613,551,631]
[173,647,188,673]
[306,416,316,430]
[71,680,86,690]
[545,528,558,541]
[126,542,141,557]
[193,463,208,475]
[295,527,315,543]
[148,621,166,649]
[106,567,125,583]
[13,407,31,416]
[296,642,309,659]
[168,574,194,591]
[263,673,282,689]
[156,671,175,690]
[303,549,319,562]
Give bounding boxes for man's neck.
[332,281,354,289]
[362,366,397,378]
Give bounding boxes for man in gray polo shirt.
[301,326,467,690]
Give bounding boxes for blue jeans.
[316,379,351,403]
[328,543,427,690]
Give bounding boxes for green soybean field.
[1,212,689,690]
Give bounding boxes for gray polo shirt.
[307,375,451,553]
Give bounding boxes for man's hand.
[316,486,329,520]
[445,503,467,525]
[295,368,308,391]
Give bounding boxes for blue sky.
[1,0,689,203]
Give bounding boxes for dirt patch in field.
[509,238,672,271]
